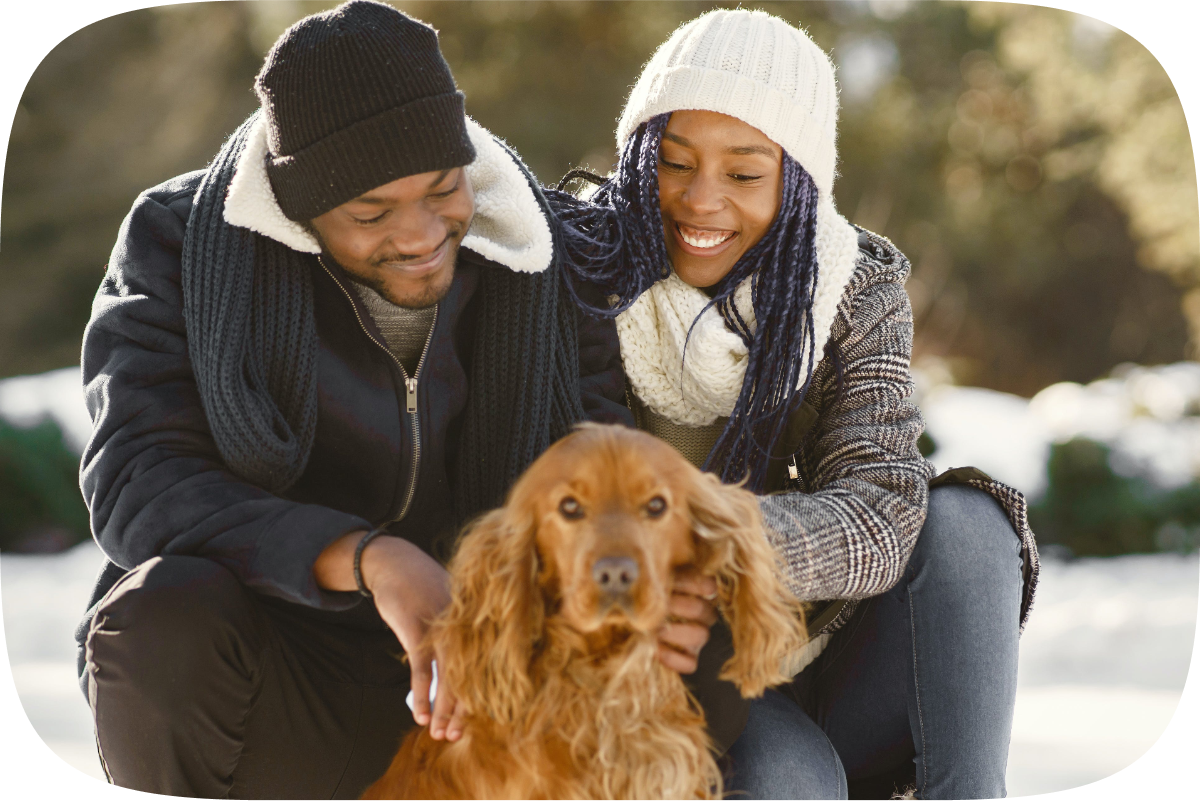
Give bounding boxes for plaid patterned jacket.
[759,229,1040,646]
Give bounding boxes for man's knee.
[725,690,847,799]
[87,556,261,690]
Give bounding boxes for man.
[73,2,677,796]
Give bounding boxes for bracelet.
[353,528,388,598]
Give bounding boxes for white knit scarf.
[617,195,861,426]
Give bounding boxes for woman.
[553,10,1039,799]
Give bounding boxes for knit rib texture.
[616,8,839,196]
[254,0,475,221]
[183,111,583,517]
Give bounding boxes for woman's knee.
[725,690,847,799]
[913,485,1021,579]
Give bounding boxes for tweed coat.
[755,228,1039,658]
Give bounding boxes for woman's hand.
[313,532,466,741]
[657,565,719,674]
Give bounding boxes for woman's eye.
[730,173,763,182]
[645,496,667,518]
[659,158,691,172]
[559,497,584,520]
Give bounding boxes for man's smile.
[375,235,454,279]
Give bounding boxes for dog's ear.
[432,505,542,725]
[689,473,807,698]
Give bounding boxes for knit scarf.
[181,111,583,517]
[616,194,861,428]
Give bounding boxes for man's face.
[309,167,475,309]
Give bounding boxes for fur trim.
[223,115,553,274]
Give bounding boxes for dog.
[363,424,806,799]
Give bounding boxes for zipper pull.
[405,377,418,414]
[787,455,799,481]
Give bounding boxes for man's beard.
[312,228,463,310]
[357,234,461,309]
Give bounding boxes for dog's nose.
[592,556,639,596]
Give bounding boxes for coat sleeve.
[80,175,371,611]
[758,266,935,602]
[573,280,636,427]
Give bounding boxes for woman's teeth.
[678,225,734,249]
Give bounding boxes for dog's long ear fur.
[432,505,542,725]
[689,473,807,698]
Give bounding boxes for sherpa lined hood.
[223,114,554,274]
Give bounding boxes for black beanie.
[254,0,476,221]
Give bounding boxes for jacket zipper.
[318,257,438,524]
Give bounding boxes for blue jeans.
[724,485,1024,799]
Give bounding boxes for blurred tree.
[0,2,262,377]
[1029,437,1200,556]
[973,4,1200,357]
[0,417,90,553]
[0,1,1194,399]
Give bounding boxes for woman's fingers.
[657,641,700,674]
[660,620,710,653]
[673,565,718,600]
[669,591,719,626]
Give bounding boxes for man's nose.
[384,211,446,257]
[591,556,639,598]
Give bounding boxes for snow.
[2,541,1196,795]
[920,362,1200,499]
[1,364,1197,793]
[0,366,92,454]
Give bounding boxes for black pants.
[81,554,747,798]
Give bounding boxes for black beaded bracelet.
[353,528,388,598]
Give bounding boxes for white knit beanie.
[613,9,864,428]
[616,8,839,196]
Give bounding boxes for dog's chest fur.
[390,638,721,799]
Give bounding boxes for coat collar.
[222,114,553,274]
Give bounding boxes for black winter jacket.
[76,170,630,640]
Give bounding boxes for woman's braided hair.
[547,113,827,492]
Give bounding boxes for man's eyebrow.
[425,168,454,189]
[348,169,455,204]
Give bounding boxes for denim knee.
[911,485,1021,590]
[725,690,847,800]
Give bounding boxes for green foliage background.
[1,1,1197,554]
[3,1,1196,394]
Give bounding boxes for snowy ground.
[2,364,1198,794]
[2,541,1195,795]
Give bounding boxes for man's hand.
[657,565,719,674]
[313,532,465,741]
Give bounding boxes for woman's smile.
[673,222,738,255]
[657,110,783,288]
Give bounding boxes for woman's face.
[657,110,784,289]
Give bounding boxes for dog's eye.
[645,496,667,518]
[559,496,584,520]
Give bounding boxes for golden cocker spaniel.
[363,424,806,799]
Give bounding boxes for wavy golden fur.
[363,424,806,799]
